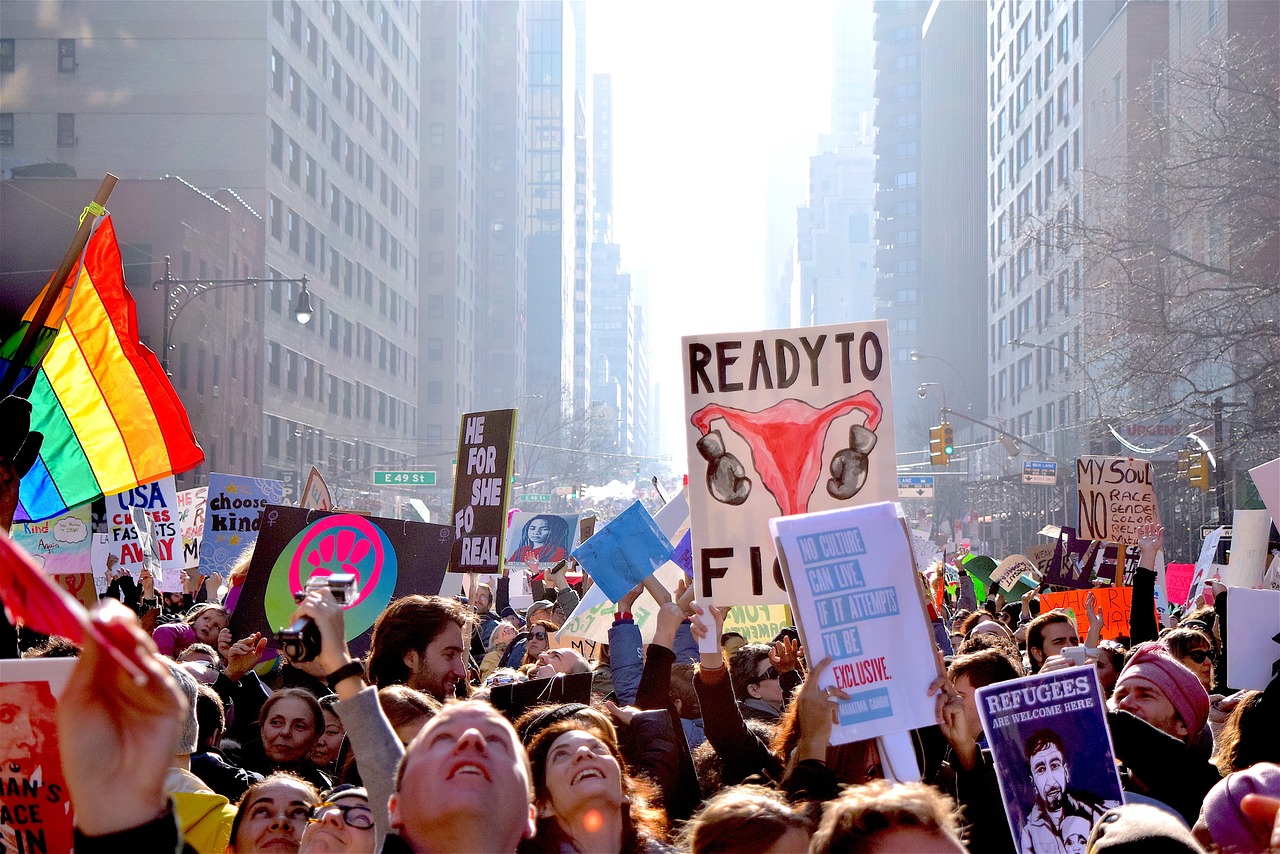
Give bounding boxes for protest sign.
[683,320,897,606]
[53,571,99,608]
[200,473,285,578]
[90,533,112,588]
[976,667,1123,852]
[556,562,682,659]
[571,501,673,603]
[652,486,690,543]
[448,409,517,573]
[1026,543,1057,576]
[1225,588,1280,692]
[722,604,792,644]
[909,529,940,575]
[229,505,453,657]
[1164,563,1195,606]
[771,501,939,745]
[0,658,76,854]
[671,530,693,577]
[104,477,181,586]
[1222,509,1271,589]
[301,466,332,511]
[10,504,91,576]
[1039,587,1148,641]
[504,512,578,579]
[1186,526,1228,602]
[1249,457,1279,526]
[176,487,207,570]
[992,554,1037,592]
[1075,456,1158,545]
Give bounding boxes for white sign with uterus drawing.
[682,320,898,606]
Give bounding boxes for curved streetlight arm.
[939,406,1054,458]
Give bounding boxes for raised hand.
[769,636,803,674]
[220,630,268,683]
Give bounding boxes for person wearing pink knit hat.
[1193,762,1280,852]
[1109,641,1210,743]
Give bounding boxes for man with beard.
[1019,729,1116,853]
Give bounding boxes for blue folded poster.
[976,666,1124,854]
[571,501,673,602]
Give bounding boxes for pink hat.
[1116,642,1210,737]
[1200,763,1280,852]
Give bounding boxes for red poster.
[0,658,76,854]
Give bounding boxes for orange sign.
[1039,586,1155,641]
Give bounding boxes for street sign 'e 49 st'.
[373,470,436,486]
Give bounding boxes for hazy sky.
[589,1,837,463]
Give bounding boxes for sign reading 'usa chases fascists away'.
[682,320,898,606]
[448,409,517,573]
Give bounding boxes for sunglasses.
[752,665,780,684]
[530,631,548,641]
[309,801,374,830]
[1185,648,1216,664]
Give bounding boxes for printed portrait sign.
[772,501,940,745]
[448,409,517,573]
[200,473,285,578]
[229,505,453,657]
[0,658,76,854]
[504,512,579,580]
[977,667,1124,853]
[683,320,898,606]
[10,504,92,576]
[1075,456,1158,545]
[176,486,208,570]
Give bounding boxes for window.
[1113,72,1122,125]
[0,39,14,72]
[270,122,284,166]
[271,50,284,96]
[58,39,76,72]
[894,171,917,189]
[56,113,75,147]
[0,114,12,146]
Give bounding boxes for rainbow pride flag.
[0,211,204,522]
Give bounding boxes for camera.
[1061,645,1098,667]
[275,573,357,663]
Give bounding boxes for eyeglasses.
[1185,648,1216,664]
[309,801,374,830]
[530,631,548,641]
[751,665,780,684]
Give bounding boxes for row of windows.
[0,113,75,147]
[265,341,415,431]
[265,415,412,467]
[0,38,76,73]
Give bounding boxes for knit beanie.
[1199,762,1280,853]
[1087,804,1205,852]
[1115,642,1210,737]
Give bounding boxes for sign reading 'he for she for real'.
[448,409,517,572]
[683,320,898,607]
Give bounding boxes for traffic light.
[929,425,949,466]
[1176,450,1191,482]
[1187,452,1212,493]
[942,423,955,458]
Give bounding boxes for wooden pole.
[1,174,118,396]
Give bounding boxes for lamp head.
[916,385,928,399]
[293,282,314,325]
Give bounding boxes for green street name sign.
[519,493,553,502]
[373,470,436,486]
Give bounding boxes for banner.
[504,512,579,580]
[571,502,673,603]
[0,658,76,854]
[977,667,1124,853]
[1075,456,1158,545]
[683,320,897,606]
[448,409,517,573]
[176,486,207,571]
[200,473,285,578]
[1039,587,1150,641]
[301,466,332,511]
[104,477,181,587]
[9,504,91,576]
[229,505,453,657]
[771,501,939,745]
[1225,588,1280,691]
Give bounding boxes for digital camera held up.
[275,573,357,663]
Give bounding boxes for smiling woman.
[228,773,320,854]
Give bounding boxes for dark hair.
[1214,691,1278,776]
[228,772,319,849]
[1024,728,1066,764]
[178,643,219,663]
[1162,626,1213,662]
[670,662,701,719]
[1097,640,1126,675]
[949,648,1022,688]
[955,610,988,638]
[810,780,962,853]
[518,514,570,549]
[681,784,810,853]
[728,644,773,702]
[1026,610,1075,672]
[259,687,324,738]
[365,595,469,688]
[525,717,666,852]
[196,683,226,749]
[20,636,81,658]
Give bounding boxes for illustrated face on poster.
[0,659,76,854]
[684,321,897,606]
[505,512,578,578]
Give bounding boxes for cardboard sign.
[504,512,579,579]
[201,473,285,578]
[301,466,332,511]
[229,505,453,657]
[0,658,76,854]
[683,320,897,606]
[1225,588,1280,691]
[571,502,673,603]
[977,667,1124,851]
[105,477,181,586]
[448,409,517,573]
[1039,587,1149,641]
[556,562,682,659]
[671,530,694,577]
[771,501,939,745]
[1075,456,1158,545]
[652,486,690,543]
[1164,563,1195,607]
[10,504,92,576]
[721,604,793,644]
[176,487,207,570]
[992,554,1036,592]
[1186,527,1228,602]
[1223,509,1271,589]
[53,571,100,608]
[1249,457,1279,527]
[1041,527,1134,590]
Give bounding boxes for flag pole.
[0,173,119,396]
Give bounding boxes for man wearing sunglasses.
[298,785,375,853]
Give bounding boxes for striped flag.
[0,211,203,522]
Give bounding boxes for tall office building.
[0,1,420,511]
[418,1,529,508]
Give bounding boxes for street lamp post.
[910,350,972,409]
[154,255,312,373]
